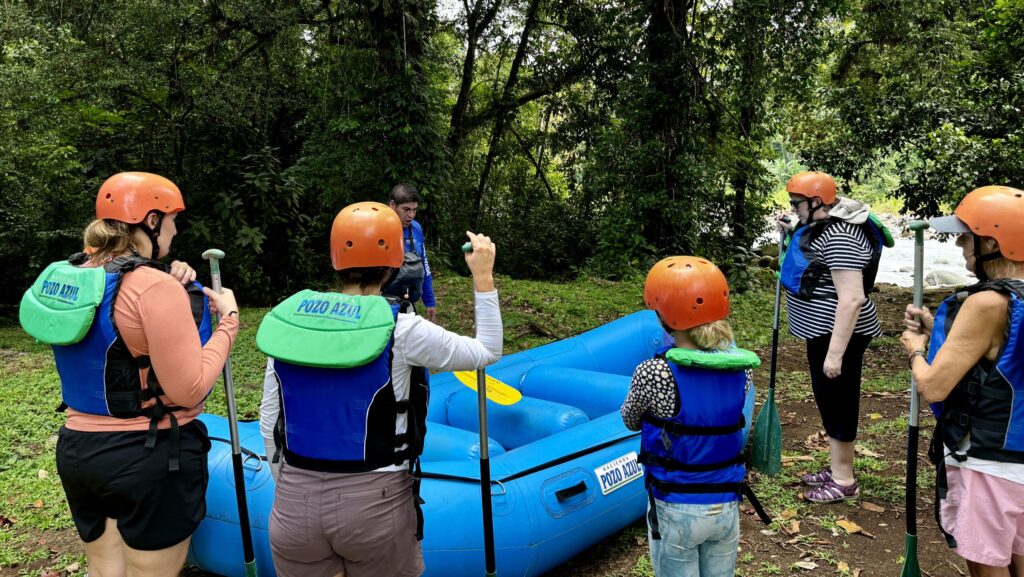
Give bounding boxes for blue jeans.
[647,499,739,577]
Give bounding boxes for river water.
[756,216,971,288]
[876,235,969,287]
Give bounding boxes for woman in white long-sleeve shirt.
[256,202,502,577]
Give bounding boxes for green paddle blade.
[244,561,258,577]
[751,387,782,476]
[899,534,920,577]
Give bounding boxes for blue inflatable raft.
[188,310,755,576]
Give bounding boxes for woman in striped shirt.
[778,172,883,503]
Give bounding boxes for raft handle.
[555,481,588,502]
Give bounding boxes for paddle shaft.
[768,229,786,391]
[204,252,258,576]
[477,369,497,576]
[906,223,928,541]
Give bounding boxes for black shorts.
[806,333,872,442]
[55,419,211,551]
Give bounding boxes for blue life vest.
[927,279,1024,462]
[640,350,747,505]
[780,218,886,300]
[383,226,427,305]
[52,254,212,419]
[271,302,430,473]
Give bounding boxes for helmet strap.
[136,211,164,261]
[808,198,828,220]
[973,235,1001,282]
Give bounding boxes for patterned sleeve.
[819,222,873,271]
[620,358,679,431]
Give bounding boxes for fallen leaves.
[780,508,799,520]
[861,501,886,513]
[836,518,876,539]
[838,560,850,573]
[804,431,830,451]
[868,412,883,420]
[37,469,48,479]
[855,445,882,458]
[30,499,44,509]
[0,514,13,527]
[792,560,818,570]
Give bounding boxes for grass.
[0,274,929,574]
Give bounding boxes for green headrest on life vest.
[665,347,761,370]
[867,213,896,248]
[19,261,108,345]
[256,291,395,368]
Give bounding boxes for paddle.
[457,241,522,406]
[475,368,499,577]
[453,371,522,405]
[752,226,787,475]
[202,249,258,577]
[900,221,928,577]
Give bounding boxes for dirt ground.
[553,285,969,577]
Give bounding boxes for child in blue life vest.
[621,256,759,577]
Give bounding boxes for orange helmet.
[644,256,730,331]
[330,202,404,270]
[787,171,837,204]
[930,185,1024,260]
[96,172,184,223]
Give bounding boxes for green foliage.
[790,0,1024,216]
[723,246,763,294]
[4,0,1021,303]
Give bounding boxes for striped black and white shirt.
[785,221,883,339]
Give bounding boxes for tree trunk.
[470,0,542,230]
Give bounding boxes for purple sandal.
[800,467,833,487]
[804,480,860,504]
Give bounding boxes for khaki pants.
[269,464,424,577]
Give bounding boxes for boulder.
[925,270,970,287]
[756,243,780,258]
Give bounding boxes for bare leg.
[829,438,856,486]
[124,536,191,577]
[967,559,1011,577]
[1009,554,1024,577]
[82,518,128,577]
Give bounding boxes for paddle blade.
[899,534,920,577]
[244,561,258,577]
[751,388,782,476]
[453,371,523,405]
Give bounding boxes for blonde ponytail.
[82,219,135,262]
[686,319,734,351]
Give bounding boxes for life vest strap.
[645,479,772,539]
[639,451,745,473]
[642,414,745,436]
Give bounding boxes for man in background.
[384,184,438,321]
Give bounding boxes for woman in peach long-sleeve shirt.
[48,173,239,577]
